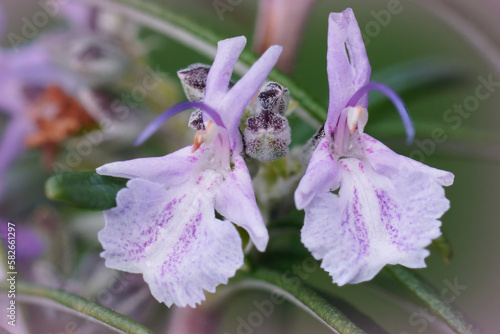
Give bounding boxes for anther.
[346,105,368,135]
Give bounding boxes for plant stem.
[0,281,152,334]
[231,269,366,334]
[386,266,476,334]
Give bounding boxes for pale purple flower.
[0,37,83,199]
[96,36,282,307]
[0,4,134,199]
[294,9,454,286]
[0,220,45,260]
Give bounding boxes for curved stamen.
[214,127,231,171]
[134,101,225,146]
[347,82,415,144]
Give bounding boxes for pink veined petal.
[358,134,454,186]
[204,36,247,107]
[96,146,207,187]
[326,9,371,135]
[222,45,282,136]
[0,117,33,200]
[215,154,268,251]
[302,158,450,286]
[295,137,341,210]
[100,175,243,307]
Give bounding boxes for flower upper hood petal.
[326,9,371,135]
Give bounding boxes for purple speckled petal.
[325,9,371,135]
[302,158,450,285]
[97,146,207,187]
[99,176,243,307]
[358,134,454,186]
[215,154,268,251]
[295,137,341,210]
[204,36,246,107]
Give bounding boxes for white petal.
[97,146,206,187]
[215,155,268,251]
[222,45,282,132]
[100,173,243,307]
[295,137,341,210]
[358,134,454,186]
[204,36,246,106]
[302,158,449,285]
[325,9,371,134]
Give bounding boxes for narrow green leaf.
[232,269,366,334]
[0,282,152,334]
[45,171,127,210]
[386,266,476,334]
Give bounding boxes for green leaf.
[386,266,476,334]
[232,269,367,334]
[45,171,127,210]
[0,282,152,334]
[430,234,453,263]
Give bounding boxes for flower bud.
[256,82,290,115]
[187,109,205,131]
[177,64,210,102]
[177,64,211,131]
[244,110,291,161]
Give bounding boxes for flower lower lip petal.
[99,177,244,307]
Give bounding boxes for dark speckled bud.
[177,64,210,130]
[244,82,291,161]
[177,63,210,102]
[244,110,291,161]
[256,82,290,115]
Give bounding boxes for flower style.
[294,9,454,285]
[96,36,282,307]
